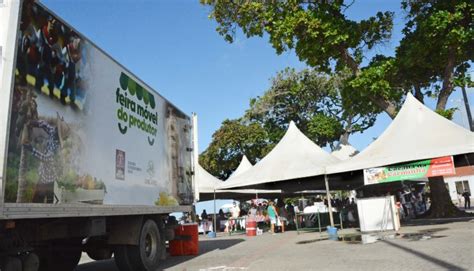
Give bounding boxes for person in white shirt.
[230,202,240,231]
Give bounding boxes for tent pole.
[213,189,217,234]
[324,174,335,227]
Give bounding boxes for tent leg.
[213,189,217,234]
[324,174,335,228]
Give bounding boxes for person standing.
[286,202,296,229]
[276,200,287,233]
[462,190,471,209]
[201,209,208,220]
[231,202,240,231]
[267,201,278,235]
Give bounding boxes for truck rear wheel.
[0,257,22,271]
[114,219,162,271]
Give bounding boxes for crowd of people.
[191,196,360,235]
[396,188,428,220]
[181,185,471,236]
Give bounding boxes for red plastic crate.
[169,223,199,256]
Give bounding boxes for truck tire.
[86,248,113,261]
[114,219,161,271]
[21,253,40,271]
[36,240,82,271]
[0,257,22,271]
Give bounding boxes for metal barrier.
[295,211,343,234]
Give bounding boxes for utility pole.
[461,85,473,132]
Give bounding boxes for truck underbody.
[0,204,192,271]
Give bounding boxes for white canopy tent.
[228,155,253,179]
[195,163,222,195]
[219,121,340,190]
[196,161,282,201]
[331,144,358,161]
[327,93,474,175]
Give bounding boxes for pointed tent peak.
[219,119,341,190]
[283,120,307,140]
[396,91,473,133]
[400,92,426,113]
[285,120,301,136]
[269,120,340,164]
[327,92,474,174]
[228,155,254,180]
[240,155,252,166]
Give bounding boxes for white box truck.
[0,1,196,270]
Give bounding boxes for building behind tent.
[444,166,473,205]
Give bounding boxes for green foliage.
[201,0,470,217]
[199,119,270,179]
[350,56,400,100]
[246,68,331,143]
[59,170,78,192]
[435,108,458,120]
[5,151,40,202]
[307,113,343,145]
[396,0,473,108]
[203,0,472,117]
[246,68,379,147]
[200,68,380,178]
[202,0,393,74]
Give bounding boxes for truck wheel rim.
[144,233,157,258]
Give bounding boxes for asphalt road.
[76,219,474,271]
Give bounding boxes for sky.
[40,0,473,214]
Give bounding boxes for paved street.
[76,219,474,271]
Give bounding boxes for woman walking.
[267,201,278,235]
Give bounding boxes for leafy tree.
[199,119,270,179]
[201,0,400,117]
[246,68,379,149]
[202,0,473,218]
[396,0,473,113]
[395,0,473,218]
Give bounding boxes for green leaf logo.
[128,80,136,95]
[136,85,143,100]
[120,73,129,90]
[149,95,156,109]
[143,91,150,105]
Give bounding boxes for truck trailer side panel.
[1,0,194,215]
[1,0,22,215]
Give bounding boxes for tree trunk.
[338,46,398,119]
[339,47,359,76]
[339,114,352,145]
[371,95,398,119]
[16,146,28,203]
[436,46,456,111]
[339,132,350,145]
[422,176,468,218]
[413,85,424,104]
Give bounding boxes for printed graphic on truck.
[4,0,194,206]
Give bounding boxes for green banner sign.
[363,156,455,185]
